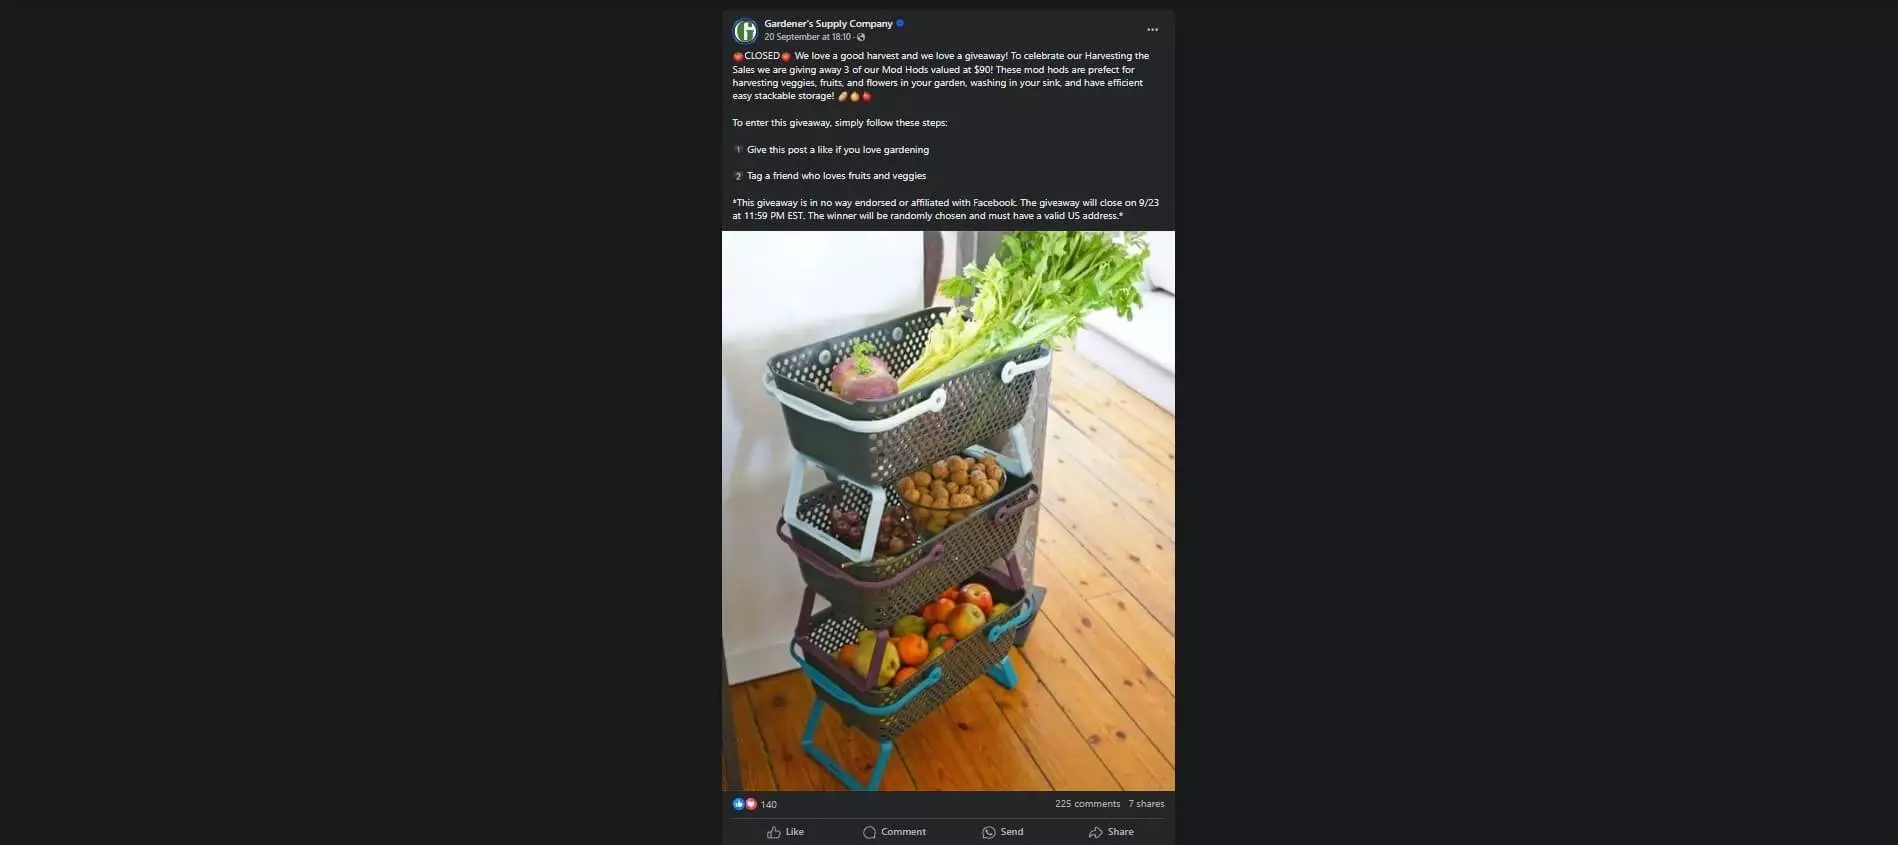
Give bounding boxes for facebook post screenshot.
[723,9,1176,843]
[30,7,1898,842]
[36,7,1898,843]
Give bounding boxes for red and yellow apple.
[958,583,993,615]
[947,602,987,640]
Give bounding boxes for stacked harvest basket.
[761,306,1049,791]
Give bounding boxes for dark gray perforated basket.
[778,470,1039,630]
[794,569,1030,742]
[763,307,1049,485]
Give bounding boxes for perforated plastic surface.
[788,471,1037,629]
[797,571,1028,741]
[766,307,1045,485]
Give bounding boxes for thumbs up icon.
[766,827,783,840]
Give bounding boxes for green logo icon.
[732,18,759,45]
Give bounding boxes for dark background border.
[15,6,1892,840]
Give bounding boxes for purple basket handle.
[994,484,1041,522]
[1002,551,1025,592]
[796,587,818,637]
[777,519,947,587]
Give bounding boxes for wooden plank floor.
[726,350,1176,791]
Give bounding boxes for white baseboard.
[1076,330,1176,414]
[727,638,799,685]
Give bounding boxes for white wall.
[722,231,924,683]
[1143,231,1176,295]
[938,230,960,286]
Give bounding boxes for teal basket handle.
[986,591,1037,643]
[789,642,943,716]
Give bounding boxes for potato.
[951,492,974,508]
[911,471,933,488]
[929,481,948,497]
[948,456,968,472]
[903,488,921,504]
[931,460,949,479]
[967,468,985,484]
[928,517,949,533]
[978,482,997,501]
[950,470,969,486]
[897,476,913,492]
[958,485,975,498]
[948,512,966,524]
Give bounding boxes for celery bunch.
[897,231,1149,391]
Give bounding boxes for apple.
[920,597,956,625]
[947,602,987,640]
[958,583,993,614]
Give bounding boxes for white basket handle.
[1000,351,1053,384]
[962,421,1035,480]
[782,453,884,563]
[762,371,947,433]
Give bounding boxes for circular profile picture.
[732,18,760,45]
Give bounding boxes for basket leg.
[1012,584,1047,646]
[966,422,1034,480]
[798,697,893,791]
[783,452,884,562]
[985,654,1020,690]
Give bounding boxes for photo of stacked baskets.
[761,306,1051,791]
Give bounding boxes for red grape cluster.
[829,505,918,558]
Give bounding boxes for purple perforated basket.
[780,471,1038,630]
